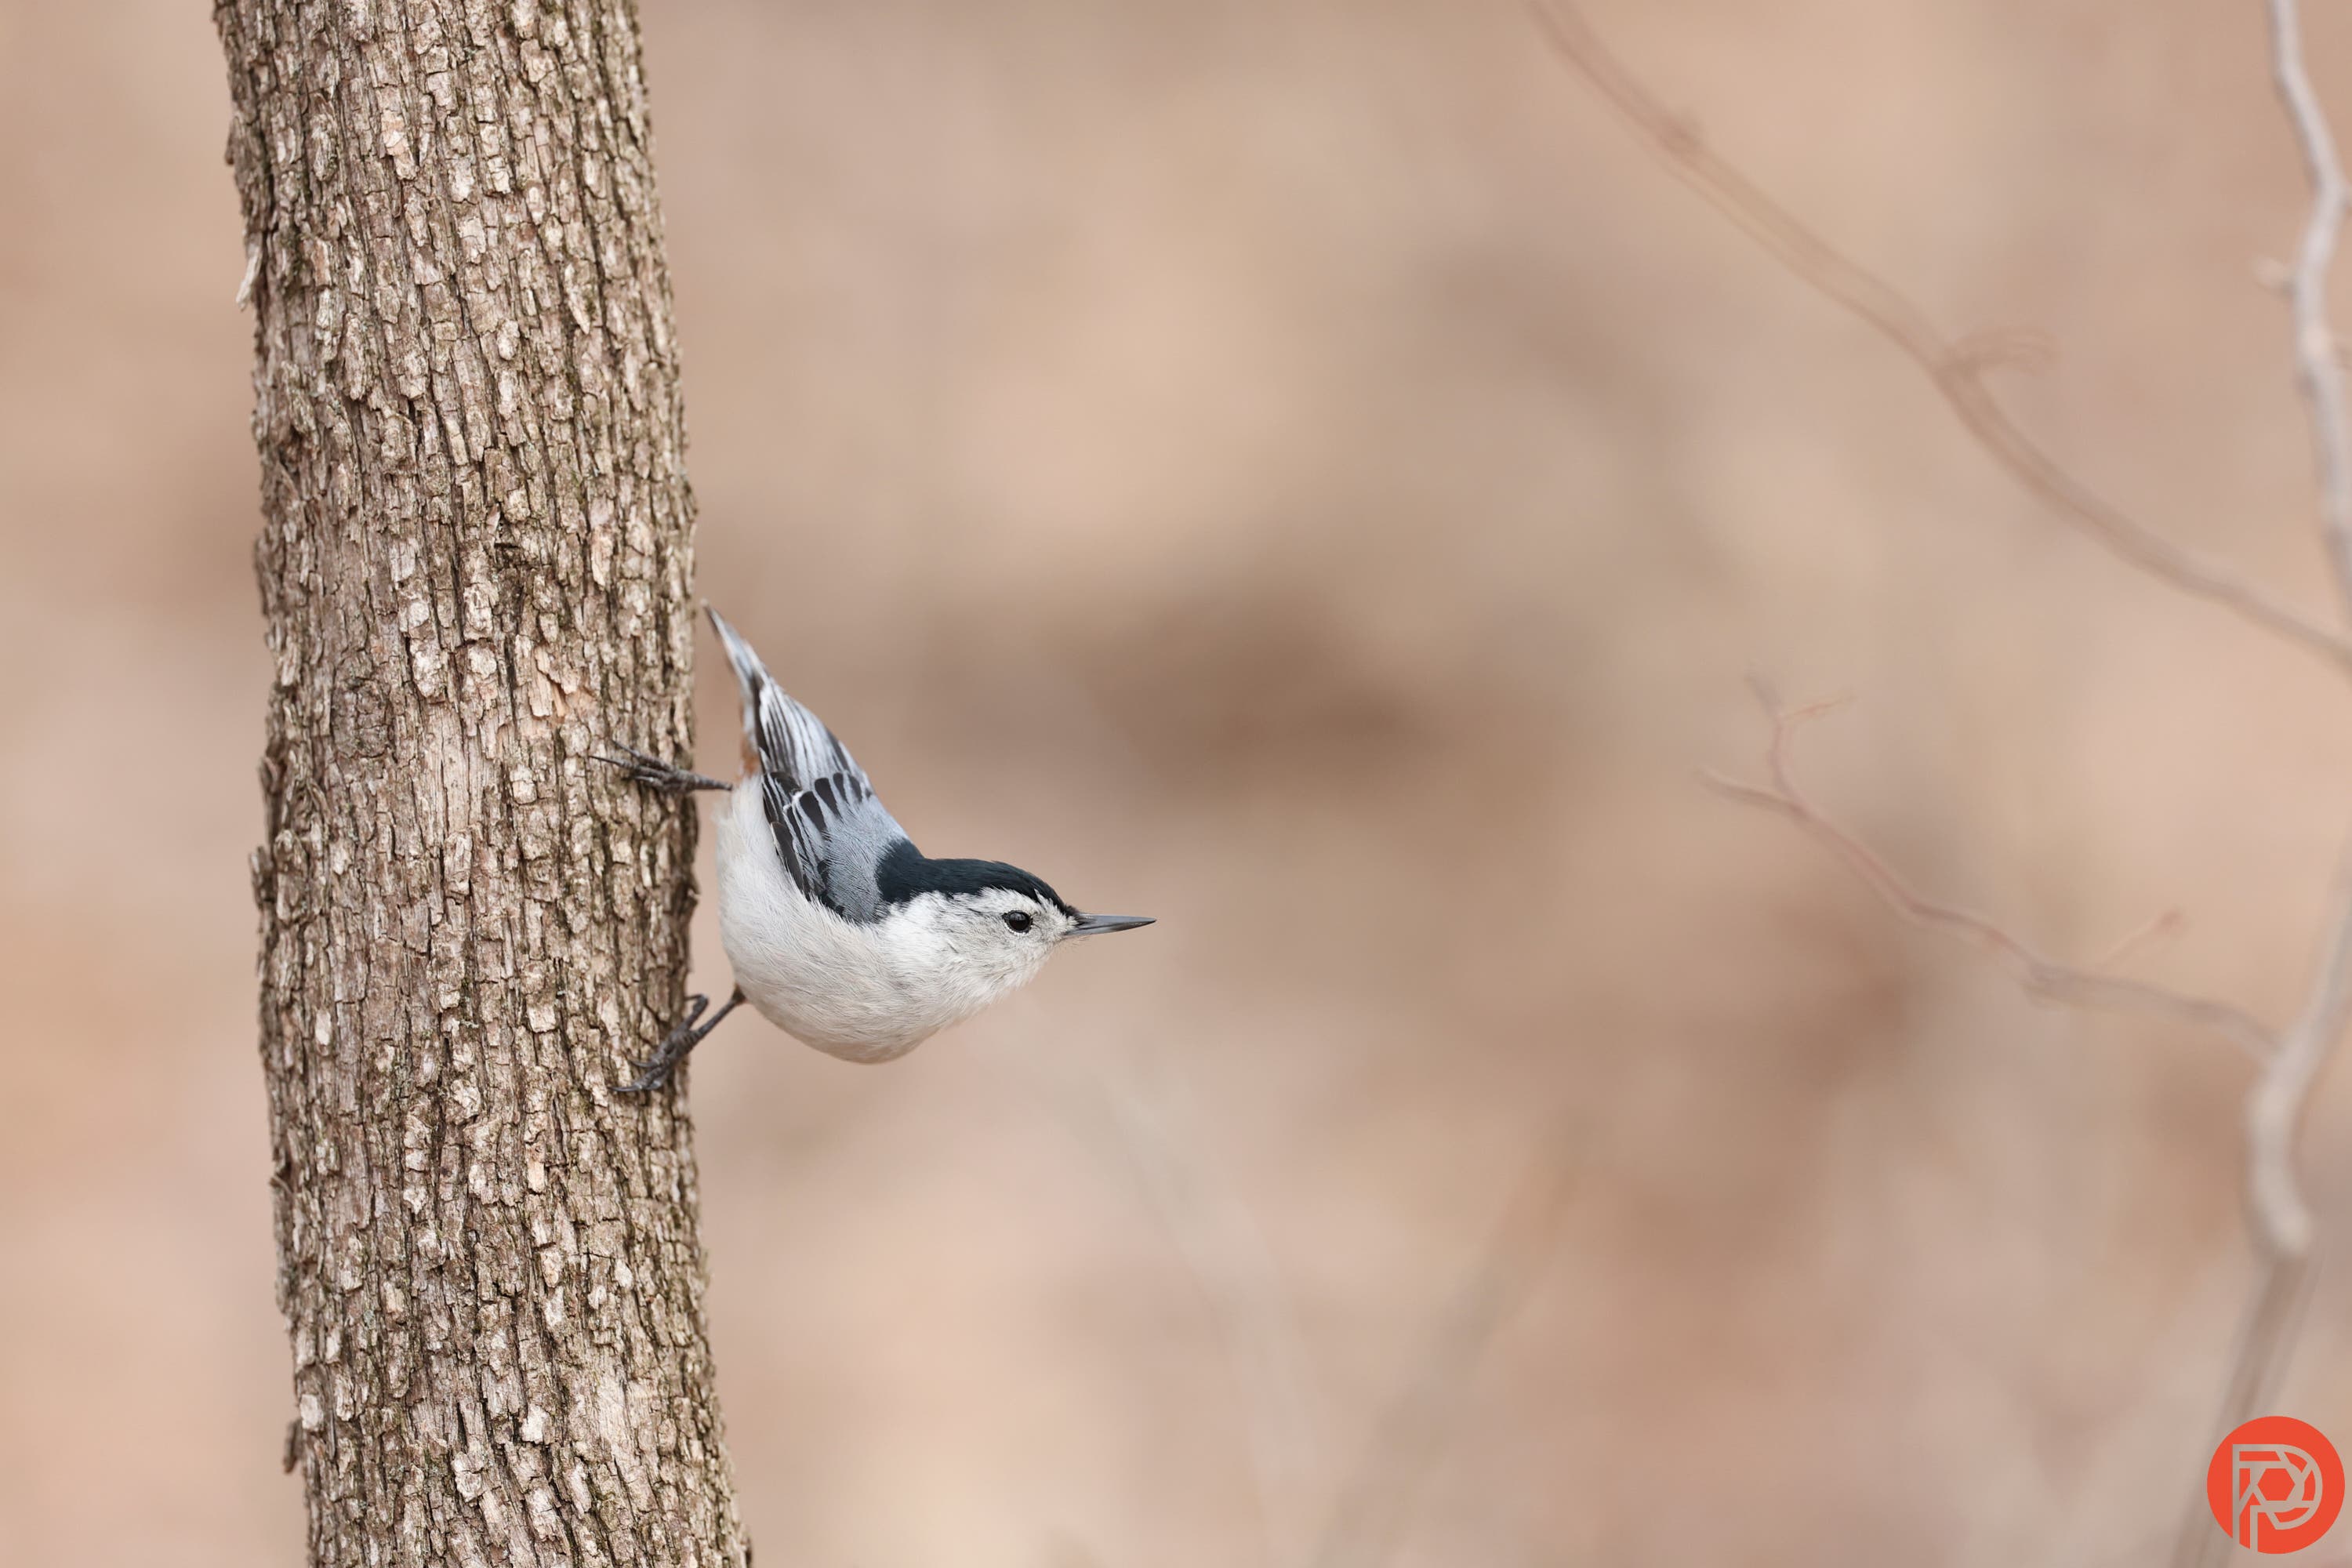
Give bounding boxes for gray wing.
[765,770,906,922]
[710,607,908,923]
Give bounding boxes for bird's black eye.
[1004,911,1034,933]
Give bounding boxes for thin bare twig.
[2252,852,2352,1256]
[1706,686,2279,1063]
[1716,691,2352,1504]
[2170,12,2352,1560]
[1530,0,2352,677]
[2270,0,2352,615]
[1719,680,2352,1560]
[2169,842,2352,1553]
[2169,1254,2319,1568]
[1713,696,2348,1568]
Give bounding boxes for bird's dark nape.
[874,838,1076,915]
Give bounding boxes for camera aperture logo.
[2208,1417,2344,1553]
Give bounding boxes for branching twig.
[2174,9,2352,1559]
[1528,4,2352,1557]
[1705,684,2279,1063]
[1531,0,2352,677]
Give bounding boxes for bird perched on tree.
[600,608,1153,1092]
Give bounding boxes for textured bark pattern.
[219,2,744,1563]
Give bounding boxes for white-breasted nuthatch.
[600,608,1153,1091]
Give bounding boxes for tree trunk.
[217,2,744,1563]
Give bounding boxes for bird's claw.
[615,993,729,1095]
[617,1057,678,1095]
[594,742,726,797]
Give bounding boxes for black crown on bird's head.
[875,840,1074,914]
[874,840,1153,934]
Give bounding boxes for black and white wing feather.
[710,608,909,923]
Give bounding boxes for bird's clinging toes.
[598,607,1153,1092]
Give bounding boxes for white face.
[893,886,1075,1007]
[951,886,1076,962]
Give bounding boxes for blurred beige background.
[7,0,2352,1563]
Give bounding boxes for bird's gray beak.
[1068,912,1155,937]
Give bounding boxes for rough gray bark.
[218,2,745,1563]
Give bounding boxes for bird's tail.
[706,604,864,789]
[706,604,773,774]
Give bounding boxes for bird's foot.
[616,989,746,1094]
[595,742,729,797]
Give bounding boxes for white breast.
[713,785,1029,1062]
